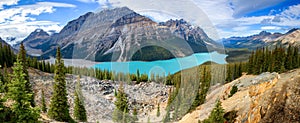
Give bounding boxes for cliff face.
[179,69,300,123]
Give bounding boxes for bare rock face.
[29,68,170,122]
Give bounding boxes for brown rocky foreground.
[179,69,300,123]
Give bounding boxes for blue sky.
[0,0,299,45]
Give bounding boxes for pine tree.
[73,76,87,122]
[0,75,12,122]
[113,82,129,122]
[6,59,39,122]
[163,106,171,123]
[226,65,232,82]
[41,89,47,113]
[18,43,35,107]
[0,83,13,121]
[247,51,254,74]
[228,85,238,97]
[0,65,5,93]
[202,100,225,123]
[136,69,140,84]
[156,103,160,117]
[292,47,299,69]
[48,47,72,122]
[285,45,293,70]
[133,107,138,122]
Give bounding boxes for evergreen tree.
[18,43,35,107]
[136,69,140,84]
[73,77,87,122]
[163,107,171,123]
[0,65,5,93]
[48,47,72,122]
[228,85,238,97]
[0,85,13,121]
[285,45,293,70]
[41,89,47,113]
[202,100,225,123]
[226,65,232,82]
[132,107,138,122]
[156,103,160,117]
[292,47,299,69]
[113,82,129,122]
[6,59,39,122]
[0,74,13,121]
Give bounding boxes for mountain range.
[3,7,300,62]
[15,7,220,62]
[222,28,300,49]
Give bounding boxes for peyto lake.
[93,51,227,75]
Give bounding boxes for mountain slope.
[20,7,220,62]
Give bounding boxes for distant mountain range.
[14,7,220,62]
[222,28,300,49]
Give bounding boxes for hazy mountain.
[222,31,283,49]
[223,28,300,49]
[15,29,50,56]
[20,7,220,61]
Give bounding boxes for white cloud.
[0,2,76,45]
[77,0,112,8]
[229,0,285,17]
[0,0,19,9]
[261,26,282,30]
[0,21,63,45]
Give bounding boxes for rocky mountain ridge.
[18,7,219,62]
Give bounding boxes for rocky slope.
[179,69,300,123]
[270,28,300,47]
[222,28,300,49]
[28,68,171,122]
[20,7,219,62]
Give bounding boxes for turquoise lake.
[93,51,227,75]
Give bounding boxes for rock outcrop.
[179,69,300,123]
